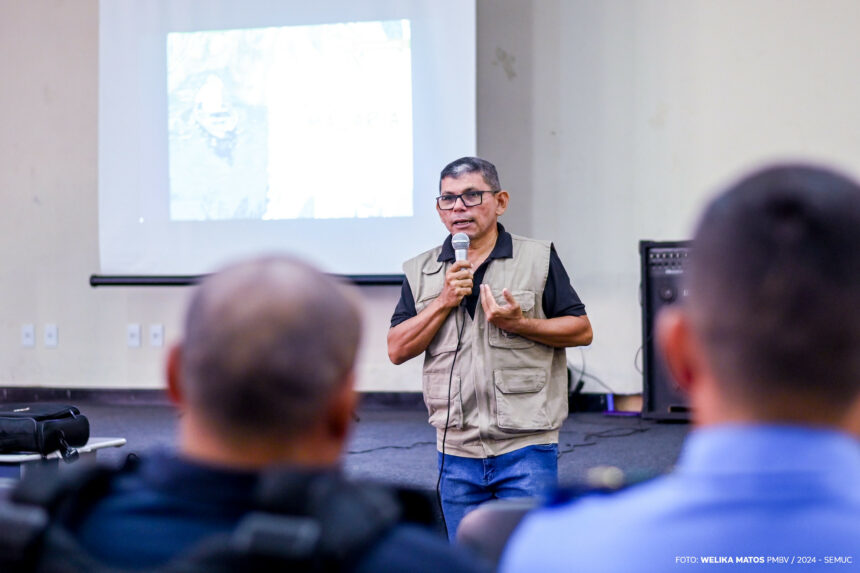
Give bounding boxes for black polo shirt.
[390,224,586,327]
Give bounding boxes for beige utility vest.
[404,234,569,458]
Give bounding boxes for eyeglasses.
[436,190,499,210]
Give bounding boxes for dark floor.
[77,398,690,491]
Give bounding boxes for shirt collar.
[675,424,860,477]
[139,450,260,504]
[438,223,513,263]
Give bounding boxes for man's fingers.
[450,260,472,273]
[481,285,497,314]
[502,288,518,307]
[479,285,489,309]
[483,285,514,310]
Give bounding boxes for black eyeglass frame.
[435,190,500,210]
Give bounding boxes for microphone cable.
[435,303,467,540]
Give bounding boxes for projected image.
[167,20,414,221]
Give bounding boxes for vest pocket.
[488,290,537,349]
[422,297,462,356]
[423,373,463,430]
[427,326,460,356]
[493,368,552,431]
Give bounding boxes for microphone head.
[451,232,470,251]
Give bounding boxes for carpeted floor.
[75,397,690,491]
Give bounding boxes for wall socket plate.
[149,324,164,347]
[44,324,59,348]
[21,324,35,348]
[127,323,141,348]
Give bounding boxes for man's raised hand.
[480,285,524,331]
[440,260,474,308]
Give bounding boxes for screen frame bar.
[89,274,404,287]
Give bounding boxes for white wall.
[3,1,860,393]
[479,0,860,393]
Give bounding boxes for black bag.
[0,404,90,462]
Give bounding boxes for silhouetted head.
[684,164,860,422]
[177,255,362,444]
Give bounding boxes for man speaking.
[388,157,593,538]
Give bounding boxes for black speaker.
[639,240,692,421]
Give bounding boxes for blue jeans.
[437,444,558,541]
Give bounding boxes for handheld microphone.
[452,233,470,262]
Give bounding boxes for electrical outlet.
[127,324,141,348]
[149,324,164,347]
[44,324,59,348]
[21,324,35,348]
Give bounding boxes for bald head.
[178,256,362,442]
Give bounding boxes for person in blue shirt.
[501,163,860,572]
[63,256,489,572]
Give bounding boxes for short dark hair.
[439,156,501,191]
[685,164,860,415]
[179,256,362,440]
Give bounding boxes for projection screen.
[98,0,476,277]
